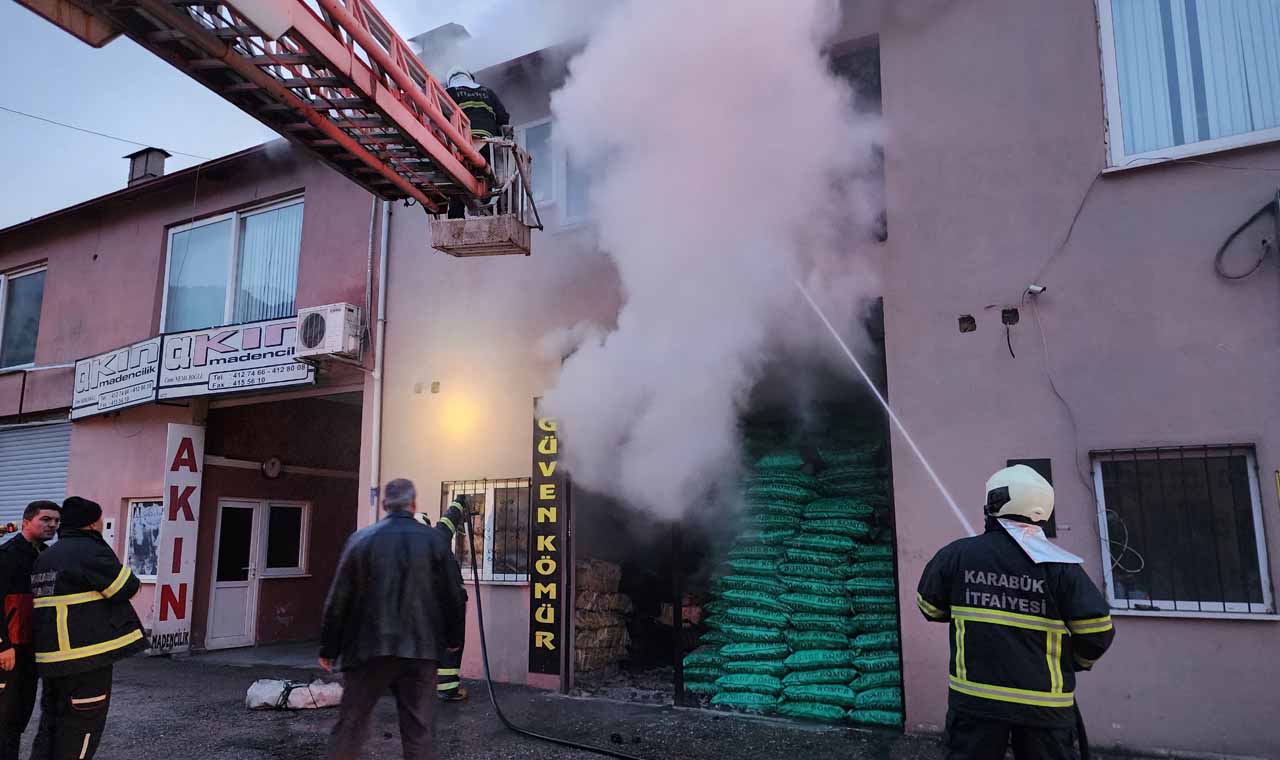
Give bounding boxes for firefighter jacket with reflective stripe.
[445,84,510,140]
[435,506,467,602]
[30,529,145,678]
[0,534,44,648]
[916,520,1115,727]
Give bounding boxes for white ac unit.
[295,303,361,359]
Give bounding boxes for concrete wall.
[879,1,1280,756]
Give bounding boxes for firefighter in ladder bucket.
[917,466,1116,760]
[445,67,511,219]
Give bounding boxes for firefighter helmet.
[984,465,1054,523]
[446,67,477,87]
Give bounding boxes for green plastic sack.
[848,709,903,727]
[852,653,901,673]
[787,534,857,554]
[820,481,884,498]
[722,590,792,613]
[851,544,894,561]
[805,498,876,519]
[848,594,898,613]
[722,660,788,677]
[748,513,800,531]
[849,671,901,691]
[719,575,786,596]
[790,613,850,633]
[847,560,895,578]
[846,613,898,634]
[745,501,804,519]
[854,687,902,710]
[785,649,855,671]
[726,558,778,576]
[785,548,845,566]
[853,631,899,652]
[724,607,789,629]
[727,545,782,561]
[704,599,731,615]
[780,577,845,596]
[711,691,778,713]
[683,649,727,668]
[716,674,783,696]
[738,529,796,546]
[684,667,725,682]
[817,448,879,466]
[785,630,850,651]
[783,668,859,686]
[819,464,882,482]
[845,577,896,595]
[778,702,847,722]
[804,518,873,539]
[746,484,818,503]
[756,452,806,469]
[778,562,845,581]
[684,681,720,696]
[719,624,785,643]
[783,684,859,708]
[700,631,734,646]
[721,642,790,661]
[747,470,817,488]
[781,593,849,615]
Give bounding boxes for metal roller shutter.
[0,423,71,527]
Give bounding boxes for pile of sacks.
[683,438,904,728]
[574,559,634,678]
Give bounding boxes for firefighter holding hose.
[916,465,1115,760]
[434,495,470,702]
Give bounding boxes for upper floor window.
[1099,1,1280,168]
[515,120,593,227]
[163,197,304,333]
[0,266,47,369]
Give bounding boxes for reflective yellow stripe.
[35,629,143,664]
[438,517,456,535]
[34,591,104,608]
[916,594,948,619]
[438,668,461,676]
[455,100,495,115]
[1068,618,1113,635]
[437,682,460,691]
[949,676,1075,708]
[953,606,1068,633]
[102,566,132,599]
[56,606,70,652]
[954,620,967,680]
[70,694,106,706]
[1046,631,1062,692]
[1074,653,1098,669]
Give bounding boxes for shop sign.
[157,316,313,399]
[71,337,161,420]
[528,411,564,675]
[149,424,205,655]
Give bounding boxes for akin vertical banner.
[529,409,565,675]
[149,423,205,655]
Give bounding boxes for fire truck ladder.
[14,0,542,255]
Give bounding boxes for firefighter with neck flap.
[445,67,510,219]
[917,465,1115,760]
[29,497,145,760]
[416,495,469,702]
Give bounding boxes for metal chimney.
[124,147,171,186]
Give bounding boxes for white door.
[206,500,261,650]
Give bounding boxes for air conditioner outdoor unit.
[295,303,361,359]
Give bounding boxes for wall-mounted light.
[958,314,977,333]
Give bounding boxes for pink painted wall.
[879,1,1280,756]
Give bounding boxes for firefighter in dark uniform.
[29,497,145,760]
[445,67,510,219]
[917,466,1116,760]
[0,501,60,759]
[434,497,469,702]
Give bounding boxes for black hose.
[462,508,648,760]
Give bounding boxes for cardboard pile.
[574,559,633,678]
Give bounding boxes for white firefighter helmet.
[446,67,476,87]
[984,465,1054,523]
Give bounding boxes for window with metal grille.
[440,479,531,583]
[1092,445,1274,616]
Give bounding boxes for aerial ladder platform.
[14,0,541,256]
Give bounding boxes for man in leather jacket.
[320,478,466,760]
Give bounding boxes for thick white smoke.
[542,0,883,518]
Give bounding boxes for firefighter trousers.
[0,646,37,760]
[29,665,113,760]
[437,644,463,697]
[945,710,1079,760]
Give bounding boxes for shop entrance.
[208,499,259,649]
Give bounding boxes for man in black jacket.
[30,497,145,760]
[0,501,59,759]
[320,478,466,760]
[917,466,1115,760]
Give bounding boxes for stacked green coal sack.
[683,438,904,728]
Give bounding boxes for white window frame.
[1091,447,1275,618]
[514,119,593,228]
[0,264,48,371]
[1097,1,1280,171]
[159,195,304,333]
[257,499,311,579]
[444,479,530,585]
[124,497,164,582]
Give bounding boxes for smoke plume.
[542,0,884,518]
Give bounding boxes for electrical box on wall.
[102,517,117,555]
[295,303,361,359]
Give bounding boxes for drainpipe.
[363,195,377,348]
[369,199,391,523]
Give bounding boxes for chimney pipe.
[124,147,171,186]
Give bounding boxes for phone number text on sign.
[208,363,311,391]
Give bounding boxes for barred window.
[440,479,531,583]
[1092,445,1274,616]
